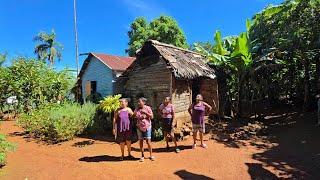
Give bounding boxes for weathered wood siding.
[81,57,114,101]
[124,56,172,114]
[200,78,219,114]
[172,79,192,113]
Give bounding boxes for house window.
[91,81,97,94]
[85,81,97,96]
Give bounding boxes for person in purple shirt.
[188,94,212,149]
[158,97,180,153]
[113,98,134,160]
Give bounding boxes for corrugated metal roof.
[92,53,135,71]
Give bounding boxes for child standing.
[158,97,180,153]
[188,94,212,149]
[113,98,134,160]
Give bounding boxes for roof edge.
[147,40,203,56]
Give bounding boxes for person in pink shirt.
[158,97,180,153]
[134,97,154,162]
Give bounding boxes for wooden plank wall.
[124,56,172,115]
[172,79,192,113]
[200,78,219,114]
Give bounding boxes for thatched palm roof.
[137,40,216,79]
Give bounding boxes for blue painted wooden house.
[76,53,135,102]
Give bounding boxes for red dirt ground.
[1,110,319,180]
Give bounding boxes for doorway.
[192,80,201,103]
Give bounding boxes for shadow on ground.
[174,170,214,180]
[130,145,192,153]
[209,106,320,179]
[79,155,140,162]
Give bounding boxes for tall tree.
[34,30,63,66]
[126,15,188,56]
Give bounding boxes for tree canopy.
[126,15,188,56]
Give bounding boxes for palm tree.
[34,30,63,66]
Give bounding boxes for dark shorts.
[162,118,173,133]
[116,130,132,143]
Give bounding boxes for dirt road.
[1,112,319,180]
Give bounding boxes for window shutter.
[85,81,91,96]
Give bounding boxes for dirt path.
[0,120,266,180]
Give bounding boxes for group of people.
[113,94,212,162]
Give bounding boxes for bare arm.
[141,107,153,119]
[188,104,193,116]
[203,102,212,112]
[172,106,176,127]
[112,110,118,135]
[127,108,134,117]
[158,105,162,116]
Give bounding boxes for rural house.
[117,40,219,124]
[76,53,135,102]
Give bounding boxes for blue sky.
[0,0,283,70]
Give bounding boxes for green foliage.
[0,134,16,166]
[126,15,188,56]
[34,30,63,66]
[0,53,6,67]
[85,92,102,104]
[17,103,97,142]
[99,94,122,113]
[0,58,74,114]
[250,0,320,108]
[152,126,163,141]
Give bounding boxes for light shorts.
[137,127,152,140]
[192,123,205,133]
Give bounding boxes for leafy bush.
[152,126,163,141]
[17,103,97,142]
[0,58,75,114]
[85,92,102,104]
[0,134,16,167]
[99,94,122,113]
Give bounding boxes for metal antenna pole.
[73,0,79,74]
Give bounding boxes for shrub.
[0,134,16,167]
[17,103,97,142]
[85,92,102,104]
[1,58,75,114]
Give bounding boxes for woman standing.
[134,97,154,162]
[158,97,180,153]
[113,98,134,160]
[188,94,212,149]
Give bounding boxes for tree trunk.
[236,73,243,118]
[303,58,311,111]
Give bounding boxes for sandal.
[192,144,197,149]
[149,156,155,161]
[200,144,207,149]
[175,148,180,153]
[139,157,144,162]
